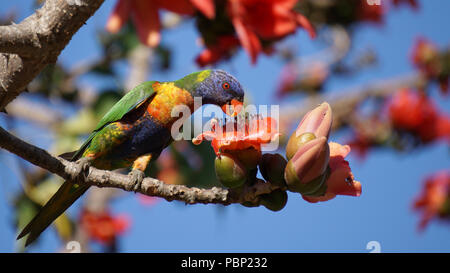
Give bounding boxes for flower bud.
[286,102,332,160]
[285,132,316,160]
[259,153,288,187]
[297,102,332,137]
[260,190,288,212]
[284,136,330,194]
[226,147,261,171]
[214,154,247,188]
[302,142,362,203]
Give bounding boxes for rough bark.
[0,126,279,205]
[0,0,104,110]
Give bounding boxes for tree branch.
[0,125,279,205]
[280,72,425,133]
[0,0,105,111]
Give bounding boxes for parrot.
[17,69,245,246]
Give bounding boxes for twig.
[0,126,279,205]
[5,97,63,128]
[280,72,425,133]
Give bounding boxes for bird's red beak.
[221,99,243,117]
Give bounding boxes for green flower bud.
[285,132,316,160]
[260,190,288,212]
[285,160,330,196]
[259,153,288,187]
[226,147,261,171]
[215,154,247,188]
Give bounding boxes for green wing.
[72,81,157,160]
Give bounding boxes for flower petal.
[190,0,215,19]
[232,18,261,64]
[295,102,332,139]
[105,0,131,33]
[132,0,162,47]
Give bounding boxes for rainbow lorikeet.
[18,69,244,246]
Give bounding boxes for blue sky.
[0,0,449,252]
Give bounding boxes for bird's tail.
[17,181,89,246]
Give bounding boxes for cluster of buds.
[193,115,288,211]
[194,102,362,210]
[284,102,361,202]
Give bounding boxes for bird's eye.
[222,82,230,90]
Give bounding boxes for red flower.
[227,0,316,63]
[413,171,450,231]
[106,0,215,47]
[192,116,279,155]
[80,209,130,244]
[303,142,362,203]
[410,37,448,95]
[387,89,450,143]
[411,38,439,76]
[357,0,385,23]
[196,36,240,67]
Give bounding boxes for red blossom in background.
[107,0,315,65]
[196,36,240,66]
[80,209,130,245]
[413,171,450,231]
[106,0,215,47]
[387,88,450,143]
[227,0,316,63]
[357,0,385,23]
[410,37,449,95]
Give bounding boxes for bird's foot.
[69,157,91,183]
[127,169,145,193]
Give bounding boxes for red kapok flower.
[196,36,241,67]
[106,0,215,47]
[302,142,362,203]
[387,88,450,143]
[192,116,280,156]
[357,0,385,23]
[410,37,448,95]
[227,0,316,63]
[80,209,130,244]
[411,37,439,76]
[413,171,450,231]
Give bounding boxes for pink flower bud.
[285,102,332,160]
[303,142,362,203]
[295,102,332,139]
[284,136,330,194]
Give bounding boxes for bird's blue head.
[175,70,245,116]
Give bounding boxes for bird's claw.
[127,169,145,193]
